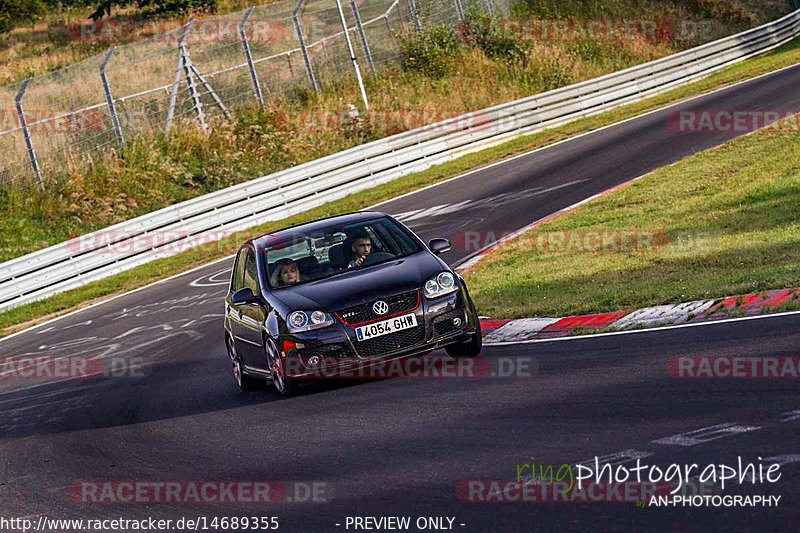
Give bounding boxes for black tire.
[445,327,482,358]
[266,338,300,397]
[226,336,261,392]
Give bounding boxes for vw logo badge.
[372,300,389,315]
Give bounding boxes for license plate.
[355,313,418,341]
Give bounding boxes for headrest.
[328,243,349,269]
[296,255,319,274]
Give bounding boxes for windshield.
[263,217,422,289]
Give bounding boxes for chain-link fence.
[0,0,508,189]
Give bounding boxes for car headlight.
[424,271,458,298]
[287,310,334,333]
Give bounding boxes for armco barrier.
[1,8,799,313]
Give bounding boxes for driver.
[270,258,301,287]
[348,229,372,268]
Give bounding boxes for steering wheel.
[360,251,394,267]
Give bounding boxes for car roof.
[250,211,389,249]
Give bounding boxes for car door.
[228,248,252,362]
[238,248,269,371]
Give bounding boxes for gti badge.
[372,300,389,315]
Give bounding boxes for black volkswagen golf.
[223,211,482,396]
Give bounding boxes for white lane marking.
[189,268,232,287]
[393,180,588,223]
[399,204,450,222]
[483,309,800,345]
[369,61,800,213]
[652,422,762,447]
[0,254,235,346]
[5,64,800,346]
[762,455,800,467]
[780,409,800,422]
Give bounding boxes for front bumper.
[281,286,477,378]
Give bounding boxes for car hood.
[271,251,447,311]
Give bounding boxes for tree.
[0,0,47,34]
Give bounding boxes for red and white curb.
[479,288,800,344]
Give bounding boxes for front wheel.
[445,328,482,358]
[227,337,261,392]
[267,338,300,397]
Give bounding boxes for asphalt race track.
[1,65,800,531]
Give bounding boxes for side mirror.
[429,238,452,255]
[231,287,258,306]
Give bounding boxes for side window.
[243,250,260,295]
[231,249,247,292]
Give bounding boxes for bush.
[457,11,529,61]
[0,0,47,34]
[399,24,461,78]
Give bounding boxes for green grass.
[462,113,800,318]
[2,34,800,336]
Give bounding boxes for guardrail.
[2,8,799,313]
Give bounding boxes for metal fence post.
[188,62,233,120]
[483,0,496,15]
[407,0,422,35]
[336,0,369,110]
[293,0,318,92]
[165,20,193,134]
[349,0,375,76]
[454,0,465,21]
[180,43,207,131]
[14,78,41,185]
[239,6,264,105]
[100,46,124,146]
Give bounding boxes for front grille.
[335,289,420,326]
[433,310,465,335]
[354,324,425,357]
[300,344,351,359]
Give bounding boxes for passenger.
[347,229,372,268]
[270,258,301,287]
